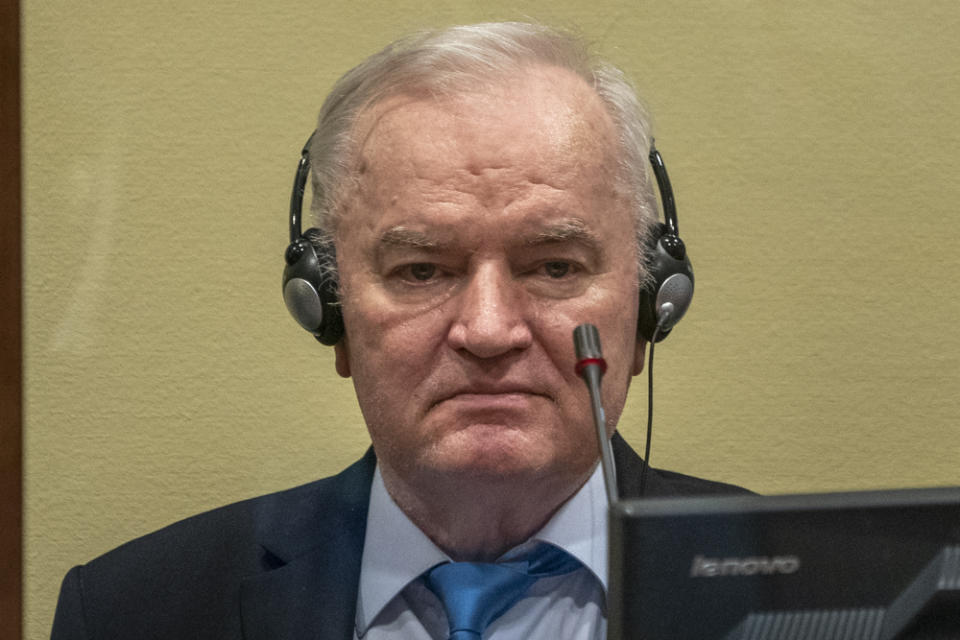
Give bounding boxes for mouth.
[431,385,551,410]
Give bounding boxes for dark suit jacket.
[51,434,748,639]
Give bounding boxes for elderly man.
[52,22,745,640]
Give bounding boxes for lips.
[431,384,552,410]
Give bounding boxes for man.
[52,22,745,640]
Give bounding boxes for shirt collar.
[528,462,609,592]
[355,463,609,635]
[355,467,448,635]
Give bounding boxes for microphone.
[573,324,620,505]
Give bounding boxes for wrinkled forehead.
[349,65,622,181]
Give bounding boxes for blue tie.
[424,543,582,640]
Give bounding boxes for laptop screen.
[608,486,960,640]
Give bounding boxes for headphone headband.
[288,134,313,245]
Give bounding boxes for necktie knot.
[424,543,581,639]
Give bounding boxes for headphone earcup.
[637,223,694,343]
[282,234,344,345]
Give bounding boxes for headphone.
[281,134,343,345]
[282,135,693,345]
[637,144,695,342]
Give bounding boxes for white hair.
[308,22,659,285]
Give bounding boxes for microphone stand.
[573,324,619,505]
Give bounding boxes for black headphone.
[281,134,343,345]
[282,135,693,345]
[637,144,695,342]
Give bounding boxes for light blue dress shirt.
[354,464,609,639]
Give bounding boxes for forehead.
[349,65,622,193]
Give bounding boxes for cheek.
[340,290,450,411]
[542,280,639,371]
[343,316,439,457]
[566,288,641,425]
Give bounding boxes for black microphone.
[574,324,619,505]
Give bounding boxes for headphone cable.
[639,333,655,497]
[639,308,672,498]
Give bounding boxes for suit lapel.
[240,450,376,640]
[612,431,676,499]
[239,531,363,640]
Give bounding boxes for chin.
[425,426,589,482]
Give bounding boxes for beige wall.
[23,1,960,637]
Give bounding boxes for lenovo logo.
[690,554,800,577]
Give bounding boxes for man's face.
[334,66,645,497]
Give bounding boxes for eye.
[542,261,572,278]
[408,263,436,281]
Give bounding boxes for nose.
[446,262,533,359]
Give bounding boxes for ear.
[631,338,647,376]
[334,338,351,378]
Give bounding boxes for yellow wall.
[23,1,960,637]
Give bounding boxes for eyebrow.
[378,227,442,249]
[526,219,602,253]
[376,218,603,253]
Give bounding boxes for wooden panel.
[0,0,22,635]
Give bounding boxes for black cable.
[639,305,672,498]
[639,324,659,498]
